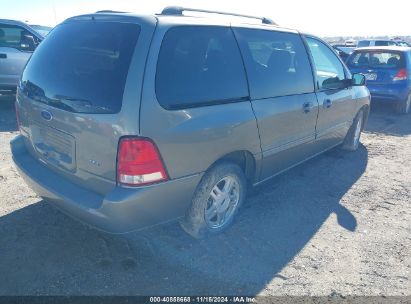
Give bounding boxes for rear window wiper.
[21,83,113,113]
[52,95,112,113]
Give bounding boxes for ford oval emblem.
[41,110,53,121]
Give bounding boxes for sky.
[0,0,409,37]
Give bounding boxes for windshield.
[335,46,355,54]
[347,51,405,69]
[21,21,140,113]
[29,25,53,37]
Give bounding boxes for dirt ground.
[0,93,410,296]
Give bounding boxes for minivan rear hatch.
[17,15,153,195]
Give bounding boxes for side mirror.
[20,34,37,52]
[322,76,348,90]
[351,73,366,86]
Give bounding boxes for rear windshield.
[347,51,405,69]
[21,21,140,113]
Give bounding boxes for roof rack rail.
[95,10,127,14]
[160,6,277,25]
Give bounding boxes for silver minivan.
[11,8,370,238]
[0,19,47,91]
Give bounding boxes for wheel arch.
[208,150,257,185]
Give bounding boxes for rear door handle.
[0,53,7,59]
[323,99,332,108]
[303,102,314,113]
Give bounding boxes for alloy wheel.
[205,176,240,229]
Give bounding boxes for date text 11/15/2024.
[149,296,256,303]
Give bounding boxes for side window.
[306,37,346,90]
[156,26,248,109]
[234,29,314,100]
[357,41,370,48]
[0,24,37,51]
[375,41,389,46]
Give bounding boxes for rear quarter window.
[21,21,140,113]
[155,26,249,109]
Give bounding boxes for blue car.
[346,46,411,114]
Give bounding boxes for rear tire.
[396,93,411,114]
[180,162,246,239]
[342,109,364,151]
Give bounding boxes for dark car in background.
[346,46,411,114]
[332,45,355,62]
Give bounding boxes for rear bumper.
[11,135,202,233]
[367,83,409,103]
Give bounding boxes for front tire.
[180,162,246,239]
[396,93,411,114]
[342,109,364,151]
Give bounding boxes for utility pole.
[52,0,57,25]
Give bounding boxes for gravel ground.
[0,94,410,296]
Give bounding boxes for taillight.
[15,101,21,131]
[393,68,408,81]
[117,137,168,186]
